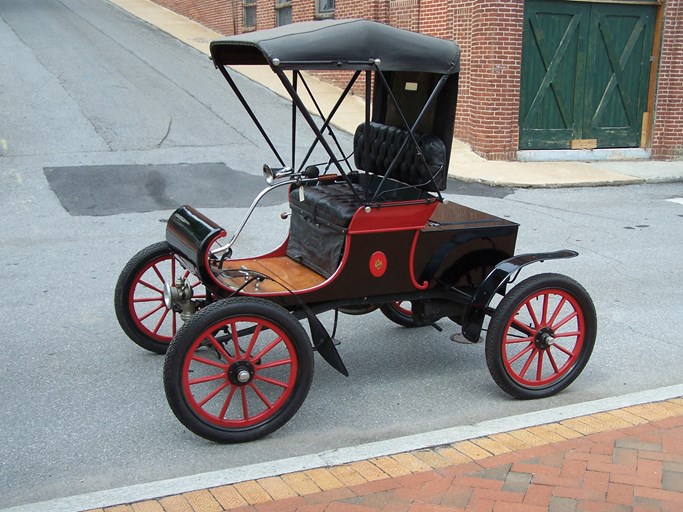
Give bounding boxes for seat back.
[353,122,446,191]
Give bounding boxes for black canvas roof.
[210,19,460,75]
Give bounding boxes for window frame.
[243,0,257,29]
[315,0,335,19]
[275,0,292,27]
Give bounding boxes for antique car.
[114,19,597,443]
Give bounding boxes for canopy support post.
[216,64,286,167]
[274,68,363,204]
[296,70,361,175]
[291,71,298,168]
[364,69,371,203]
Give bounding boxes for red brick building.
[150,0,682,161]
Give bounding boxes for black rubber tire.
[163,297,314,443]
[441,249,509,325]
[485,273,596,399]
[114,241,203,354]
[338,304,379,315]
[380,301,424,327]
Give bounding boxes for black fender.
[305,309,349,377]
[460,250,578,342]
[166,205,225,284]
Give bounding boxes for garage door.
[519,0,657,150]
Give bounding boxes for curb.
[5,384,683,512]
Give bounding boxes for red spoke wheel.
[114,241,205,354]
[380,301,425,327]
[485,273,596,399]
[163,297,314,443]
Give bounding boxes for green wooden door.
[519,0,656,150]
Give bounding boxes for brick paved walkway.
[88,398,683,512]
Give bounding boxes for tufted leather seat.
[353,122,446,191]
[287,182,362,277]
[286,123,445,277]
[289,182,362,229]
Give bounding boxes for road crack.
[157,117,173,148]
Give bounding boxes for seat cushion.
[288,182,362,228]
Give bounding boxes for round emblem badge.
[369,251,387,277]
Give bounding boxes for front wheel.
[114,241,206,354]
[485,273,596,399]
[164,297,314,443]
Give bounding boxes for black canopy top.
[210,19,460,75]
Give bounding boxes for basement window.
[275,0,292,26]
[243,0,256,29]
[316,0,335,18]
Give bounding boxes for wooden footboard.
[212,256,327,294]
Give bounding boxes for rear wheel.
[485,273,596,399]
[380,301,423,327]
[164,297,314,443]
[114,241,206,354]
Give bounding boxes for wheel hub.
[535,327,556,350]
[163,277,196,321]
[228,361,255,385]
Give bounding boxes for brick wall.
[257,0,276,30]
[451,1,473,149]
[398,0,523,160]
[462,0,523,160]
[150,0,681,161]
[292,0,315,24]
[308,0,391,99]
[152,0,236,34]
[652,0,683,159]
[389,0,420,31]
[418,0,455,39]
[335,0,388,22]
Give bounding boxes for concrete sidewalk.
[75,394,682,512]
[108,0,682,189]
[5,387,681,511]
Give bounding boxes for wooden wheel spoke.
[134,296,163,303]
[249,383,272,409]
[240,387,249,420]
[207,334,234,363]
[138,279,163,295]
[219,386,238,420]
[508,343,534,365]
[197,381,230,407]
[554,331,581,338]
[547,349,560,374]
[511,318,535,336]
[151,263,168,287]
[254,374,288,389]
[519,348,539,378]
[191,354,229,370]
[535,350,544,381]
[525,301,541,329]
[553,343,575,357]
[547,297,567,327]
[189,372,226,386]
[244,324,263,360]
[506,337,535,344]
[152,307,170,334]
[252,336,284,362]
[552,311,578,331]
[139,303,164,321]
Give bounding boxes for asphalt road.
[1,0,683,508]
